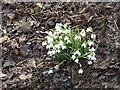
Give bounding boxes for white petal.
[88,41,94,46]
[75,59,79,63]
[71,55,76,60]
[80,29,86,37]
[81,43,86,48]
[91,56,96,61]
[86,27,92,32]
[88,61,93,65]
[48,70,53,74]
[91,34,96,39]
[89,47,96,52]
[78,69,83,74]
[42,41,47,45]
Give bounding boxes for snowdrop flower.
[71,55,76,60]
[88,61,93,65]
[51,50,56,55]
[48,31,53,36]
[75,35,79,40]
[61,45,66,50]
[74,50,81,56]
[91,56,96,61]
[75,35,81,40]
[81,43,86,48]
[46,43,53,49]
[78,69,83,74]
[42,41,47,45]
[59,40,64,45]
[88,41,94,47]
[67,40,71,44]
[48,69,53,74]
[47,37,53,43]
[89,47,96,52]
[86,27,92,32]
[80,29,86,37]
[75,58,79,63]
[55,44,61,49]
[56,50,60,53]
[91,34,96,39]
[47,51,53,56]
[87,53,96,61]
[64,36,69,41]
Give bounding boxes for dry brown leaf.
[0,36,9,43]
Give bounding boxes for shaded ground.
[1,2,120,89]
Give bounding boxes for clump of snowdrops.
[42,23,97,74]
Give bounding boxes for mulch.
[1,2,120,89]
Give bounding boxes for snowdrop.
[48,69,53,74]
[74,50,81,56]
[88,41,94,47]
[81,43,86,48]
[75,58,79,63]
[64,36,69,41]
[86,27,92,32]
[91,34,96,39]
[78,69,83,74]
[61,45,66,50]
[88,61,93,65]
[89,47,96,52]
[42,41,47,46]
[71,55,76,60]
[80,29,86,37]
[67,40,71,44]
[75,35,81,40]
[47,37,53,43]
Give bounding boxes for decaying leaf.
[3,60,15,67]
[0,36,9,43]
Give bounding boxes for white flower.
[64,36,69,41]
[48,69,53,74]
[59,40,64,45]
[42,41,47,45]
[88,41,94,46]
[89,47,96,52]
[60,36,62,39]
[86,27,92,32]
[81,43,86,48]
[48,31,53,36]
[51,50,56,55]
[80,29,86,37]
[55,44,61,49]
[47,37,53,43]
[75,35,81,40]
[87,53,96,61]
[47,51,53,56]
[56,50,60,53]
[78,69,83,74]
[61,45,66,50]
[67,40,71,44]
[55,23,63,34]
[75,35,79,40]
[46,43,53,49]
[88,61,93,65]
[71,55,76,60]
[75,59,79,63]
[91,34,96,39]
[74,50,81,56]
[91,56,96,61]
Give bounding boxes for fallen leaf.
[18,74,27,80]
[0,71,6,78]
[0,36,9,43]
[3,60,15,67]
